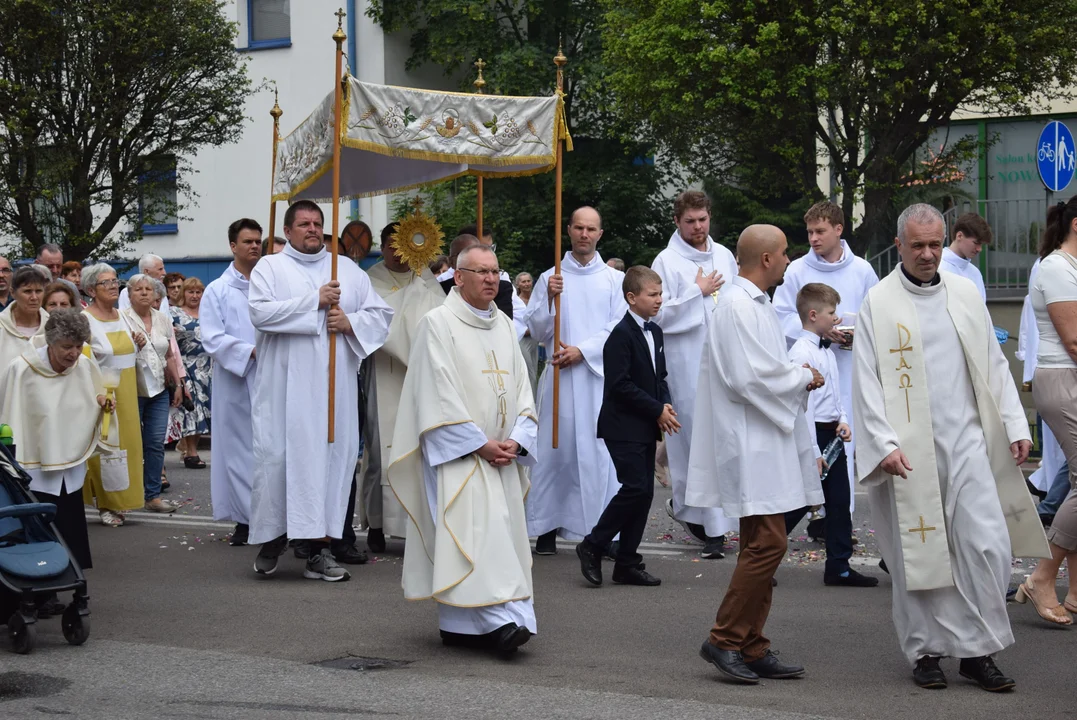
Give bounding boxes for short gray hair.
[457,244,497,270]
[150,278,167,300]
[126,273,154,292]
[36,243,62,259]
[896,203,945,243]
[44,308,91,346]
[138,253,164,273]
[80,263,116,293]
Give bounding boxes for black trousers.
[585,439,655,569]
[35,484,92,570]
[784,423,852,577]
[333,474,359,552]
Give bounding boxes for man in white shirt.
[939,212,990,301]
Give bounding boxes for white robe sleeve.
[525,272,555,346]
[341,269,393,362]
[508,415,538,468]
[789,342,822,458]
[717,304,812,433]
[422,422,487,466]
[652,255,704,335]
[850,298,900,487]
[201,285,254,378]
[248,262,323,336]
[983,303,1031,445]
[512,292,529,341]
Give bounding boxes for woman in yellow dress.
[81,263,144,526]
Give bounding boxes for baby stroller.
[0,442,90,654]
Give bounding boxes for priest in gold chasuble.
[388,245,539,656]
[853,204,1048,690]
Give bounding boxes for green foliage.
[601,0,1077,254]
[0,0,253,260]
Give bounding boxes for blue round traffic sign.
[1037,121,1075,192]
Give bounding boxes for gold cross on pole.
[334,7,346,29]
[409,196,425,214]
[907,515,937,544]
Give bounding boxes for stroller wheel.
[61,606,90,646]
[7,613,35,654]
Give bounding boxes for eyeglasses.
[95,279,120,288]
[0,268,11,275]
[457,267,501,279]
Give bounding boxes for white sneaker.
[303,548,351,582]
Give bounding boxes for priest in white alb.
[248,200,393,583]
[360,221,445,550]
[526,206,626,555]
[201,218,262,547]
[388,244,538,656]
[773,201,878,524]
[651,190,737,556]
[686,225,823,685]
[852,203,1049,692]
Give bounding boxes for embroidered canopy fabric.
[272,77,569,201]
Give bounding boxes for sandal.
[1013,578,1073,625]
[183,455,206,469]
[99,509,123,527]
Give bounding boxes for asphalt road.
[1,451,1071,719]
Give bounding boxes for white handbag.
[99,450,130,492]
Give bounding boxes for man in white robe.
[773,201,878,519]
[526,206,627,554]
[852,203,1048,691]
[651,190,737,556]
[388,244,539,656]
[687,225,824,684]
[248,200,393,582]
[201,218,262,546]
[939,212,990,301]
[360,222,445,551]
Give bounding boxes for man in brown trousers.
[683,225,826,684]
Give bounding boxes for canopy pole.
[267,89,283,254]
[473,59,486,240]
[328,8,347,443]
[552,44,567,449]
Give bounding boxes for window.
[139,156,178,235]
[248,0,291,50]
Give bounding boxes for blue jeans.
[138,390,170,501]
[1039,461,1072,518]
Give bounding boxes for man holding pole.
[248,200,393,581]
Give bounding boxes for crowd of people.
[0,190,1072,692]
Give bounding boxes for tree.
[0,0,252,261]
[366,0,672,270]
[602,0,1077,254]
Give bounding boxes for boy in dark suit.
[575,266,680,586]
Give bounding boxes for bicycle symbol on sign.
[1039,142,1056,163]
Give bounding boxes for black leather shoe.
[604,540,620,561]
[493,623,532,654]
[611,565,661,586]
[535,531,558,556]
[367,528,386,554]
[959,656,1015,692]
[333,544,369,565]
[824,569,879,587]
[440,630,479,648]
[744,649,805,679]
[229,523,249,547]
[699,642,760,684]
[575,541,602,586]
[913,656,947,689]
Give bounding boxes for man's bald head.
[736,224,790,290]
[449,233,480,268]
[736,225,785,269]
[570,206,602,228]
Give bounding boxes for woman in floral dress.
[171,277,211,469]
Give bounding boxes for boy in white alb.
[939,213,990,302]
[784,283,878,588]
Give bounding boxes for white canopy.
[272,77,569,201]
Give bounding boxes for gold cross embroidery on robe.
[907,515,937,543]
[889,323,914,423]
[482,350,510,428]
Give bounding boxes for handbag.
[99,450,130,492]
